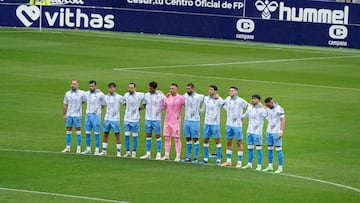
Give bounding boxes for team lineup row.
[62,80,285,173]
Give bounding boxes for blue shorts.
[124,121,140,133]
[145,120,161,135]
[184,120,200,138]
[266,133,282,147]
[103,120,120,133]
[65,116,82,128]
[246,133,262,146]
[204,124,221,139]
[85,114,101,132]
[226,126,243,140]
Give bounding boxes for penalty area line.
[114,69,360,92]
[1,148,360,193]
[113,55,360,70]
[0,187,130,203]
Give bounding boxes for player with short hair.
[82,80,105,155]
[181,83,204,163]
[100,82,124,157]
[161,83,185,161]
[221,86,248,168]
[140,81,165,160]
[200,85,225,166]
[123,82,145,158]
[242,94,268,171]
[62,80,86,153]
[262,97,286,174]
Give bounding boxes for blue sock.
[95,134,100,148]
[66,133,71,147]
[186,141,192,158]
[86,134,91,148]
[238,151,243,162]
[248,147,254,163]
[194,142,200,159]
[125,135,130,151]
[76,133,81,146]
[156,138,162,153]
[204,144,209,160]
[146,138,152,152]
[268,148,274,165]
[277,149,284,166]
[257,148,263,165]
[133,136,138,151]
[216,144,222,160]
[226,150,232,159]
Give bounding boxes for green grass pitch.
[0,28,359,203]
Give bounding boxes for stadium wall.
[1,0,359,49]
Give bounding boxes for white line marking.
[1,148,359,193]
[0,187,130,203]
[113,55,359,70]
[115,69,360,92]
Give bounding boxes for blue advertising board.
[0,0,359,49]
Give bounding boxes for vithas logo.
[16,5,115,29]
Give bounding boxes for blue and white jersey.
[63,89,86,117]
[202,96,225,125]
[184,92,204,122]
[85,91,105,116]
[143,91,165,121]
[123,92,145,122]
[266,103,285,134]
[243,104,268,135]
[223,96,248,127]
[104,93,124,121]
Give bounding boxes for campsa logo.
[16,5,115,29]
[254,0,349,25]
[50,0,84,5]
[255,0,278,19]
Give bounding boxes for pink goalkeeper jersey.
[163,94,185,125]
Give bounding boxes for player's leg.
[74,117,82,153]
[123,122,131,157]
[236,139,243,168]
[155,121,162,160]
[82,114,92,154]
[242,134,254,169]
[255,134,263,171]
[174,125,181,162]
[101,132,109,155]
[113,121,121,157]
[162,123,171,160]
[214,125,222,166]
[274,135,284,174]
[131,122,140,158]
[221,126,233,167]
[182,121,192,162]
[192,121,201,163]
[100,120,110,155]
[263,133,274,172]
[235,127,243,168]
[62,119,73,153]
[140,120,153,159]
[200,124,211,164]
[93,115,102,155]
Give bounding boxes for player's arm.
[63,104,68,122]
[242,108,249,119]
[139,104,146,111]
[279,116,286,139]
[199,100,206,115]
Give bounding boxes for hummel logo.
[255,0,279,19]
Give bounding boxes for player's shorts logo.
[255,0,279,19]
[16,5,40,27]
